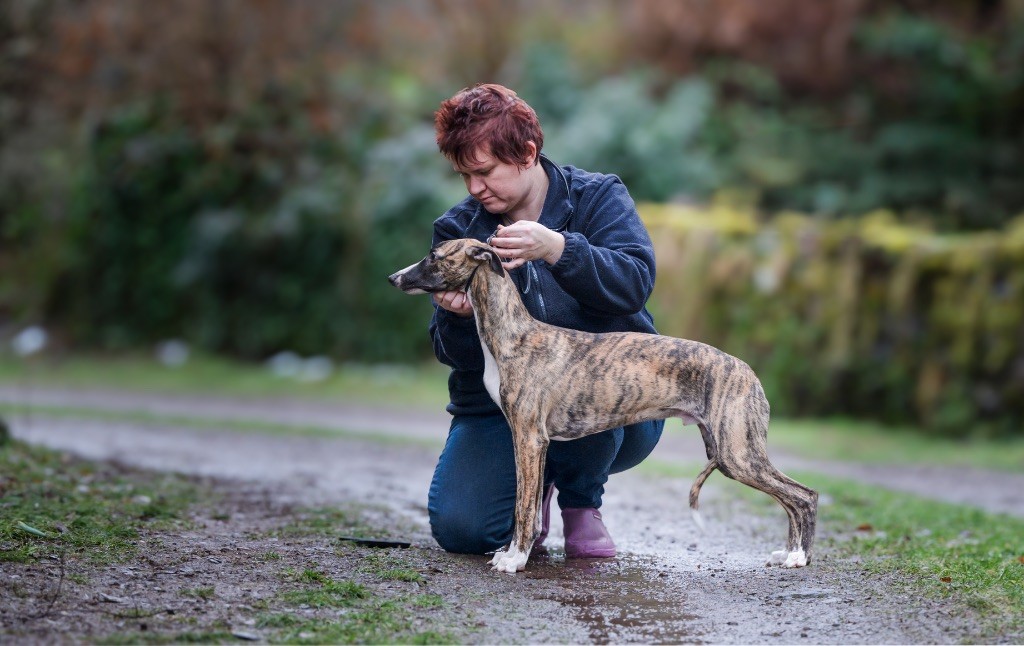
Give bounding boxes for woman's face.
[453,144,535,215]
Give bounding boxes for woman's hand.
[433,290,474,317]
[489,221,565,269]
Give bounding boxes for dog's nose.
[387,273,400,287]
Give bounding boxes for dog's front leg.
[490,417,549,574]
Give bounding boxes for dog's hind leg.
[711,386,818,567]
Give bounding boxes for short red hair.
[434,84,544,168]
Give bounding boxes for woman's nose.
[467,176,485,196]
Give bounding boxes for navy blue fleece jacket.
[429,154,658,416]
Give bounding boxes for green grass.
[1,352,449,408]
[264,600,453,645]
[644,459,1024,640]
[274,506,384,540]
[766,417,1024,472]
[272,568,452,644]
[0,439,197,565]
[659,416,1024,472]
[0,403,444,450]
[807,470,1024,636]
[280,572,370,608]
[362,552,426,583]
[0,439,455,645]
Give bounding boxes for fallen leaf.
[231,632,260,642]
[1017,556,1024,565]
[16,521,51,538]
[940,576,952,583]
[856,523,873,532]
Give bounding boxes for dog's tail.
[689,458,718,533]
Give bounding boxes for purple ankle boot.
[562,508,616,558]
[534,484,555,546]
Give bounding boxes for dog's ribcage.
[482,323,732,440]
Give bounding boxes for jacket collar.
[537,153,575,232]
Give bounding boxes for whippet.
[389,238,818,574]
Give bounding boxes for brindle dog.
[389,238,818,574]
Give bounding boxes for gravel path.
[3,386,1013,643]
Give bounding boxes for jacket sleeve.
[548,176,656,316]
[428,217,485,371]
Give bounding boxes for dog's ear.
[466,244,503,275]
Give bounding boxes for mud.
[4,401,998,644]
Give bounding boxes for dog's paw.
[490,548,528,574]
[766,549,807,568]
[783,550,807,568]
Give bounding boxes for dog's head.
[387,238,504,295]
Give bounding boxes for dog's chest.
[468,292,503,408]
[479,339,502,407]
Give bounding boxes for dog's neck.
[468,265,534,353]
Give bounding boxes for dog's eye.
[429,251,437,261]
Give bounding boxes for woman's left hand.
[489,221,565,269]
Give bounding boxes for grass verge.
[644,458,1024,640]
[0,439,197,565]
[0,353,449,408]
[0,402,443,450]
[808,471,1024,639]
[1,438,460,644]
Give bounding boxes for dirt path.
[4,386,1024,517]
[3,392,999,643]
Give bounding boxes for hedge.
[641,198,1024,438]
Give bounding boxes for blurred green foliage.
[39,78,461,361]
[644,202,1024,438]
[2,6,1022,433]
[535,12,1024,229]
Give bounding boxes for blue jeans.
[428,413,664,554]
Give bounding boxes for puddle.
[528,554,701,644]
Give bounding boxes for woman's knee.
[609,419,664,474]
[428,413,516,554]
[429,504,510,554]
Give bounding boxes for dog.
[389,238,818,574]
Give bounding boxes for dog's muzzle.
[388,261,435,295]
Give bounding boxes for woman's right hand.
[433,290,474,317]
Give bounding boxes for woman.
[427,83,664,558]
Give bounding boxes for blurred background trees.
[2,0,1023,435]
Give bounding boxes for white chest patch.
[480,338,502,407]
[468,292,502,408]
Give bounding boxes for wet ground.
[2,387,1010,643]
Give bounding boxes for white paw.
[767,549,807,568]
[490,547,529,574]
[783,550,807,568]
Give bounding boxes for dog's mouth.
[387,264,449,295]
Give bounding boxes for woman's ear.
[522,140,538,168]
